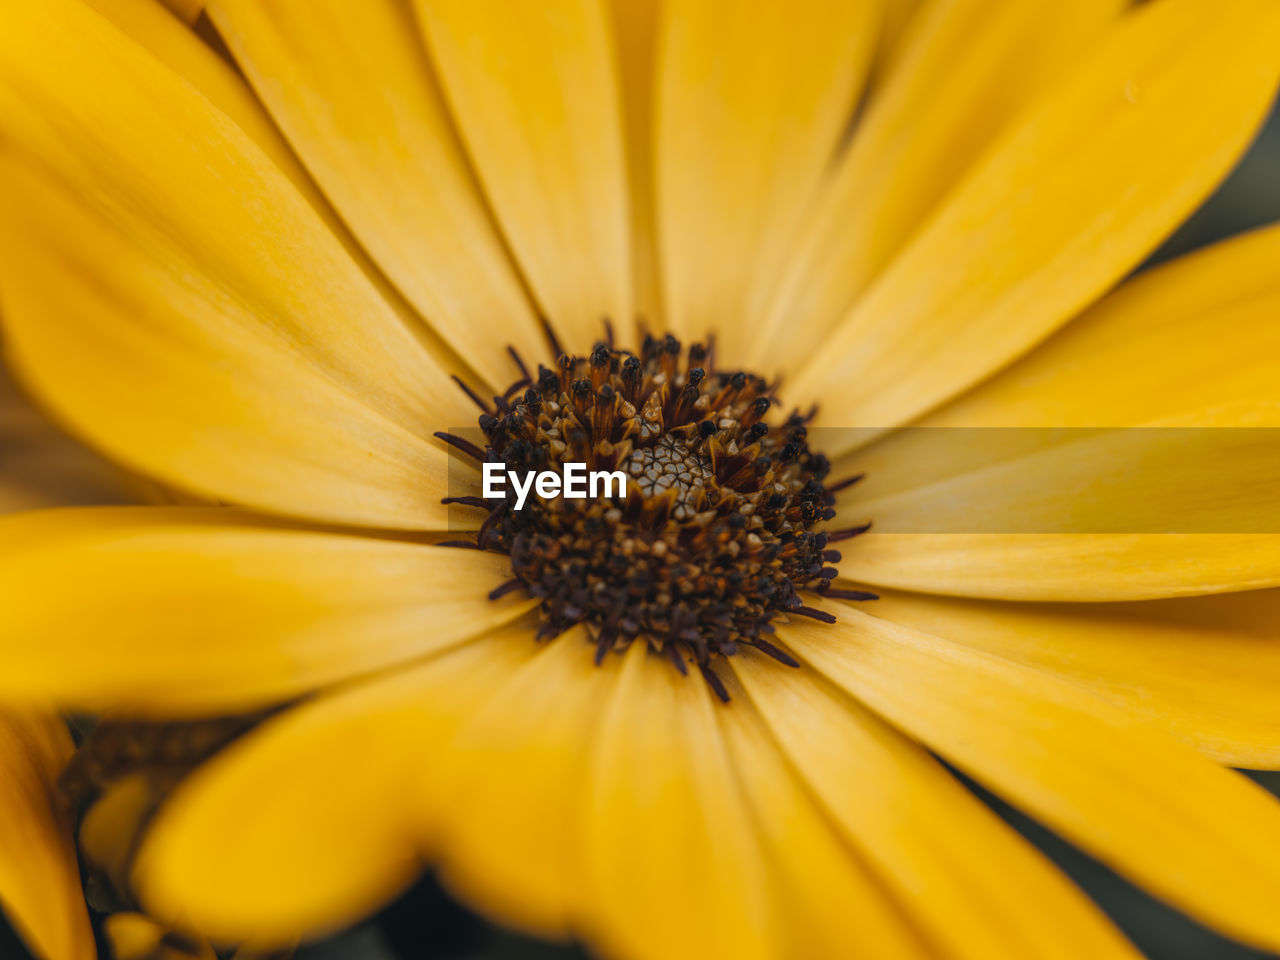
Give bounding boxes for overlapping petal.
[784,605,1280,952]
[414,0,634,350]
[207,0,548,389]
[0,363,136,513]
[421,628,617,938]
[867,587,1280,768]
[0,0,473,529]
[797,0,1280,440]
[654,0,879,357]
[746,0,1124,371]
[0,710,95,960]
[581,644,777,960]
[732,655,1139,960]
[835,223,1280,599]
[715,673,931,960]
[0,508,531,714]
[135,632,540,943]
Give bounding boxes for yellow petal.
[78,0,323,201]
[0,0,473,529]
[0,360,138,513]
[81,774,157,897]
[0,507,532,714]
[135,629,538,944]
[848,425,1280,537]
[655,0,880,356]
[732,656,1139,960]
[158,0,202,22]
[911,222,1280,430]
[582,645,777,960]
[608,0,661,326]
[104,913,216,960]
[867,587,1280,768]
[747,0,1124,373]
[415,0,633,350]
[831,224,1280,599]
[797,0,1280,442]
[870,0,920,76]
[207,0,548,389]
[785,605,1280,953]
[0,710,95,960]
[839,532,1280,601]
[842,222,1280,504]
[714,675,930,960]
[422,628,619,938]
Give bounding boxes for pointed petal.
[732,656,1140,960]
[843,222,1280,507]
[798,0,1280,442]
[893,222,1280,433]
[833,225,1280,600]
[0,711,95,960]
[415,0,633,350]
[207,0,548,388]
[654,0,880,356]
[747,0,1124,372]
[834,227,1280,547]
[785,605,1280,953]
[868,587,1280,768]
[839,532,1280,601]
[0,508,532,714]
[0,0,472,529]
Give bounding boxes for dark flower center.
[437,334,873,699]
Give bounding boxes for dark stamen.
[826,473,865,494]
[827,521,873,542]
[750,638,801,668]
[698,662,731,703]
[453,335,872,692]
[441,496,489,509]
[487,578,527,600]
[451,375,491,414]
[822,588,879,602]
[507,345,531,381]
[790,605,837,624]
[433,431,487,462]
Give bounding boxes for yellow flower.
[1,0,1280,958]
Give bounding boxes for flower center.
[438,334,872,699]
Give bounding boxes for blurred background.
[2,51,1279,960]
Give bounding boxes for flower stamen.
[441,335,872,698]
